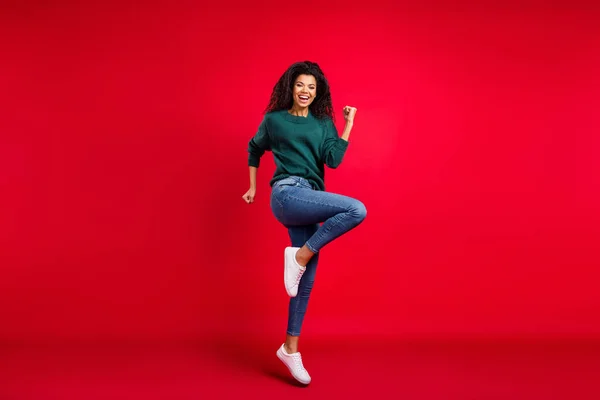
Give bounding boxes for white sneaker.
[284,247,306,297]
[276,344,311,385]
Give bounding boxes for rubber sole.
[276,347,311,385]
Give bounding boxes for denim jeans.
[270,176,367,336]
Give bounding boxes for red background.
[1,1,599,343]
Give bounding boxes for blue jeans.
[270,176,367,336]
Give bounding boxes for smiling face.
[292,74,317,110]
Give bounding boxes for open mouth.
[298,95,310,103]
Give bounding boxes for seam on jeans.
[270,194,283,221]
[305,241,318,253]
[282,190,351,215]
[288,226,304,336]
[273,191,284,208]
[288,224,313,337]
[274,184,296,208]
[282,191,354,250]
[307,214,344,252]
[290,296,302,335]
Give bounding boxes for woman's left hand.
[343,106,357,123]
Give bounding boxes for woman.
[242,61,367,385]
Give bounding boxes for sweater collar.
[283,109,312,124]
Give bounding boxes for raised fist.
[343,106,357,123]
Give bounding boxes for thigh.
[278,186,361,227]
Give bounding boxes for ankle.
[284,344,297,354]
[295,253,308,267]
[295,247,313,266]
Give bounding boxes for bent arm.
[322,118,351,169]
[248,117,271,168]
[249,166,257,190]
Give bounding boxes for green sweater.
[248,110,349,191]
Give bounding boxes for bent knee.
[350,200,367,222]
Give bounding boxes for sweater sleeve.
[321,117,348,169]
[247,116,271,167]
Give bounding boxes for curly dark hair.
[265,61,334,121]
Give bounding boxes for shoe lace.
[292,353,307,372]
[294,268,305,286]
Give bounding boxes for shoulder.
[262,110,286,125]
[265,110,287,119]
[313,112,334,124]
[259,111,287,135]
[317,115,336,131]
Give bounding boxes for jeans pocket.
[274,177,297,188]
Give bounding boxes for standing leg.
[284,223,320,354]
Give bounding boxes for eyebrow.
[295,82,316,85]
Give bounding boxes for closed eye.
[296,83,316,90]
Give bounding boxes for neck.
[288,106,309,117]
